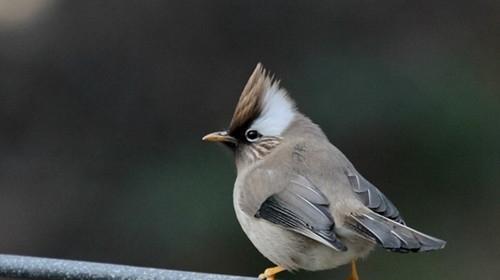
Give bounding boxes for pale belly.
[234,204,375,271]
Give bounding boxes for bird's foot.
[258,266,285,280]
[346,260,359,280]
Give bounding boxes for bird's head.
[203,63,298,165]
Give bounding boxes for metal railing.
[0,254,256,280]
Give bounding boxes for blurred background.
[0,1,499,279]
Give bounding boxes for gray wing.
[346,212,446,253]
[343,170,446,253]
[255,175,347,251]
[345,170,405,224]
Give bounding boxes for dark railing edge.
[0,254,256,280]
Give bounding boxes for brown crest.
[229,63,276,135]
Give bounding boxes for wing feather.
[345,170,405,224]
[343,170,446,252]
[346,212,446,253]
[255,175,347,251]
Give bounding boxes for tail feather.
[348,212,446,253]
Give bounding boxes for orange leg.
[346,260,359,280]
[258,266,285,280]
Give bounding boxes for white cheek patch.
[250,84,296,136]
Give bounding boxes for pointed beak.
[202,131,237,144]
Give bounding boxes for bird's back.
[235,113,444,266]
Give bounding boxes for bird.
[202,63,446,280]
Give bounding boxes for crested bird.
[202,63,446,280]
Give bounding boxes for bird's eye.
[245,130,261,142]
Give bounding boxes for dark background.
[0,1,499,279]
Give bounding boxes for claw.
[258,266,285,280]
